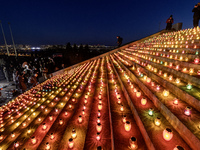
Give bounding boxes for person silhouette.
[166,15,174,30]
[117,36,123,47]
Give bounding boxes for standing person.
[117,36,123,47]
[192,4,200,28]
[18,72,27,93]
[166,15,174,30]
[3,66,9,82]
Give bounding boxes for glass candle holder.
[163,128,173,141]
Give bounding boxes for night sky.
[0,0,198,46]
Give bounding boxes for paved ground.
[0,80,19,106]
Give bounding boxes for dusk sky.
[0,0,197,46]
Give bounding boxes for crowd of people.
[1,56,60,93]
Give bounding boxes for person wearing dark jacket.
[117,36,123,47]
[166,15,174,30]
[192,4,200,28]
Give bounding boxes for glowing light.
[141,98,147,105]
[186,83,192,90]
[31,136,37,144]
[96,123,102,133]
[59,119,63,125]
[136,91,141,97]
[120,105,124,112]
[154,117,161,126]
[122,115,127,123]
[50,133,55,140]
[14,141,19,148]
[184,107,191,116]
[71,128,77,139]
[175,78,180,84]
[96,132,101,141]
[78,115,83,123]
[97,117,101,123]
[68,138,74,149]
[124,121,131,131]
[163,128,173,141]
[97,110,101,117]
[163,90,169,97]
[148,108,153,116]
[42,123,47,130]
[49,115,53,121]
[98,104,102,110]
[45,142,51,150]
[194,57,199,64]
[170,97,178,105]
[156,85,160,91]
[11,132,15,138]
[129,137,138,150]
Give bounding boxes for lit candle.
[31,136,37,144]
[173,98,179,105]
[120,105,124,112]
[97,110,101,117]
[98,104,102,110]
[141,98,147,105]
[42,123,47,130]
[156,85,160,91]
[71,128,77,139]
[68,138,74,149]
[136,91,141,97]
[186,83,192,90]
[163,90,169,97]
[14,141,19,148]
[97,117,101,123]
[96,132,101,141]
[194,57,199,64]
[184,107,191,116]
[148,108,153,116]
[96,123,102,133]
[45,142,51,150]
[78,115,83,123]
[122,115,127,123]
[50,133,55,140]
[124,121,131,131]
[154,117,161,126]
[175,78,180,84]
[11,132,15,138]
[163,128,173,141]
[129,137,138,150]
[59,119,63,125]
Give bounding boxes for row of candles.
[62,60,100,149]
[107,57,139,150]
[117,51,200,100]
[128,47,199,65]
[115,53,195,118]
[66,59,104,149]
[114,52,200,142]
[121,50,200,76]
[4,61,96,149]
[23,63,91,149]
[110,54,188,149]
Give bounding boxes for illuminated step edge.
[124,50,200,89]
[108,56,156,150]
[116,56,200,150]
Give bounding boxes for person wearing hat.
[192,4,200,28]
[166,15,174,30]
